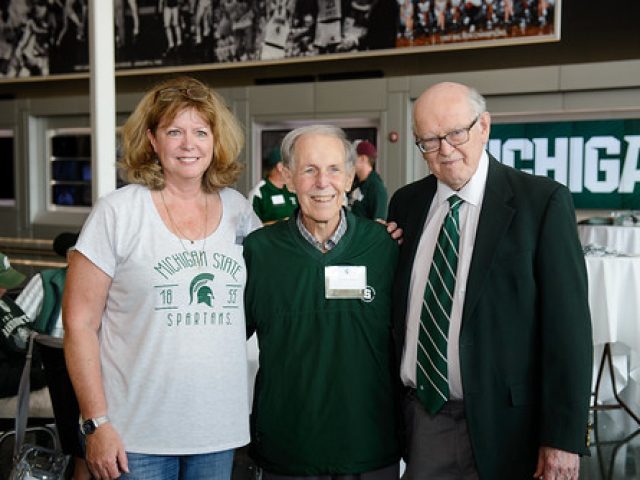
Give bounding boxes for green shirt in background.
[244,212,400,475]
[248,178,297,223]
[348,170,388,221]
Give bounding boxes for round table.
[579,225,640,256]
[586,255,640,422]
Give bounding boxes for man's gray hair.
[468,86,487,116]
[280,124,356,172]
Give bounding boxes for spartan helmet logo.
[189,273,215,307]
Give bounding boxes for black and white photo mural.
[0,0,559,81]
[0,0,89,78]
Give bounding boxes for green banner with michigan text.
[489,119,640,209]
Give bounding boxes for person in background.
[244,125,401,480]
[247,146,298,224]
[348,139,388,221]
[114,0,140,48]
[0,251,25,300]
[388,81,592,480]
[159,0,182,55]
[63,76,261,480]
[0,252,46,399]
[57,0,87,45]
[15,232,91,480]
[18,233,78,337]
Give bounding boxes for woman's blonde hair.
[119,76,244,192]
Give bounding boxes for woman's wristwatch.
[80,415,110,435]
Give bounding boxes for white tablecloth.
[586,255,640,388]
[579,225,640,256]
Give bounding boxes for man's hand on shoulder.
[534,446,579,480]
[377,219,403,245]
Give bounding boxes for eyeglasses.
[155,86,210,102]
[415,115,480,154]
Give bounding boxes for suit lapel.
[462,158,515,325]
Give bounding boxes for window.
[46,128,125,209]
[47,128,92,208]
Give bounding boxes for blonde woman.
[63,76,260,480]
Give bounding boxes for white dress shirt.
[401,151,489,399]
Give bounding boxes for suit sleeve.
[536,185,592,455]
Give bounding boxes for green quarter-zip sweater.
[244,211,400,475]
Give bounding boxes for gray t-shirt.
[76,184,261,454]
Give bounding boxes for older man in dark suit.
[388,82,592,480]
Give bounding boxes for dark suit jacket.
[388,155,593,480]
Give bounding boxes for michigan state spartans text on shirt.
[153,248,244,328]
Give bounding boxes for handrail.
[0,237,66,272]
[0,236,55,252]
[11,258,67,269]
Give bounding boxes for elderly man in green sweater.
[244,124,401,480]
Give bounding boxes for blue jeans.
[120,449,234,480]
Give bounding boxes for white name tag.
[325,266,367,299]
[271,194,285,205]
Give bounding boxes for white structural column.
[89,0,116,201]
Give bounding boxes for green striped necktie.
[416,194,463,415]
